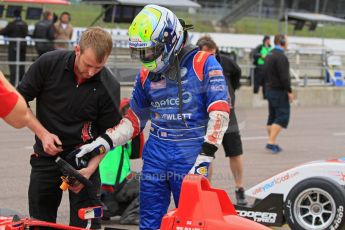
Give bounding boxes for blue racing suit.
[106,49,230,229]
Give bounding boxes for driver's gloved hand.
[73,134,113,168]
[66,148,87,169]
[188,142,217,178]
[188,154,213,177]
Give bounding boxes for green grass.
[233,17,345,38]
[3,3,345,38]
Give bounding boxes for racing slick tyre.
[284,177,345,230]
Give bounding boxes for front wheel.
[284,177,345,230]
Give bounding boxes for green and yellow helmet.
[128,4,184,73]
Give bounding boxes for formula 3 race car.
[235,157,345,230]
[1,157,269,230]
[160,174,270,230]
[0,176,269,230]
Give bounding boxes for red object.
[0,207,103,229]
[193,51,212,81]
[101,185,115,193]
[0,217,86,229]
[160,175,271,230]
[124,108,140,137]
[78,206,103,220]
[3,0,69,5]
[207,101,230,113]
[120,98,130,111]
[0,82,18,118]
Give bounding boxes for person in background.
[196,35,247,206]
[33,10,56,57]
[17,27,121,229]
[54,12,73,50]
[252,35,272,98]
[0,9,28,86]
[71,5,230,230]
[100,98,143,225]
[264,34,293,154]
[0,71,28,128]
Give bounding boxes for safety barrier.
[0,36,344,87]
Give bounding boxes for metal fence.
[1,36,344,87]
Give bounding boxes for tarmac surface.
[1,105,345,230]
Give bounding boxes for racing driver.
[74,4,230,230]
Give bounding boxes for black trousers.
[253,66,266,98]
[8,43,26,86]
[101,172,140,224]
[28,154,101,229]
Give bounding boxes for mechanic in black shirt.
[0,9,28,86]
[196,35,247,206]
[32,10,56,56]
[17,27,121,229]
[263,34,294,154]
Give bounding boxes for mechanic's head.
[128,4,184,73]
[274,34,288,50]
[74,27,112,79]
[196,35,218,55]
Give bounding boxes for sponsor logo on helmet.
[130,37,142,42]
[129,41,151,48]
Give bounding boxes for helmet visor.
[130,43,164,63]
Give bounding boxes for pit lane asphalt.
[1,105,345,230]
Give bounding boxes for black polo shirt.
[18,50,121,157]
[264,48,292,93]
[217,53,242,108]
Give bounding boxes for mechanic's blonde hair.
[79,27,113,63]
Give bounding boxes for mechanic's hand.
[75,134,113,168]
[68,167,92,194]
[189,154,213,177]
[41,132,63,156]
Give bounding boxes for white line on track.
[241,136,267,141]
